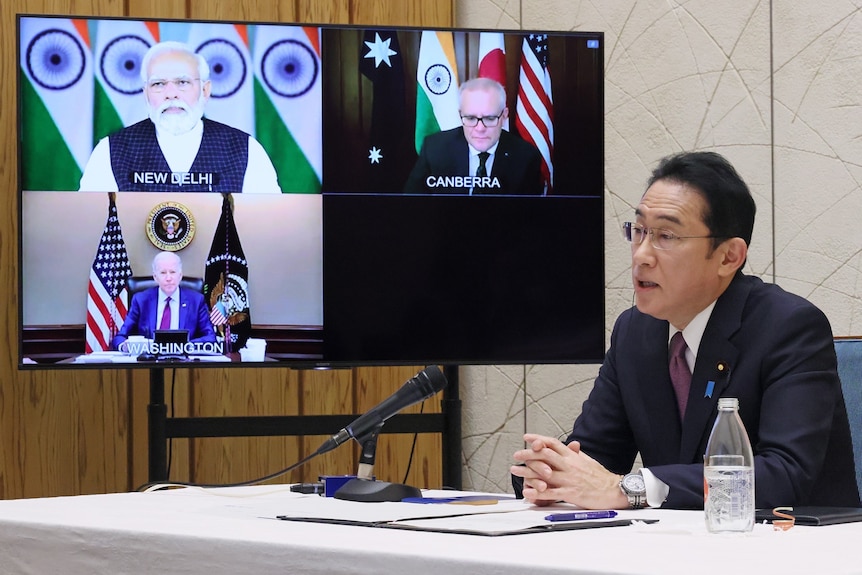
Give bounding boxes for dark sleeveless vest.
[109,118,249,192]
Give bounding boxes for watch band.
[620,473,646,509]
[626,492,644,509]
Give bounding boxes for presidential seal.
[145,201,195,251]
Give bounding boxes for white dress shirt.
[158,288,180,331]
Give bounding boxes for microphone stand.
[333,424,422,502]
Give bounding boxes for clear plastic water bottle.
[704,397,755,533]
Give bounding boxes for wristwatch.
[620,472,646,509]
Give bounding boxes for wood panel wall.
[0,0,453,499]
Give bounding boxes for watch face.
[622,473,645,493]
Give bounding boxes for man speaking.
[404,78,543,196]
[79,41,280,193]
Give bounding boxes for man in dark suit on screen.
[404,78,544,195]
[112,251,216,351]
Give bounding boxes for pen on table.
[544,510,618,522]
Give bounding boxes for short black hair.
[647,151,756,249]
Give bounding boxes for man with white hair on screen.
[79,41,280,193]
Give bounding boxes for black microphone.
[316,365,448,455]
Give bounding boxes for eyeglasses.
[460,113,503,128]
[622,222,726,251]
[147,77,200,93]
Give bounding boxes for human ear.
[718,237,747,276]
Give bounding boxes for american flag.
[85,193,133,353]
[516,33,554,195]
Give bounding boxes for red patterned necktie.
[160,297,172,330]
[669,331,691,419]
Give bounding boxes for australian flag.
[359,29,409,192]
[204,193,251,352]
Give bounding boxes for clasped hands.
[511,433,629,510]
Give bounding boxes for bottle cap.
[718,397,739,409]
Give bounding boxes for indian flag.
[252,25,322,193]
[93,19,158,142]
[414,31,460,154]
[187,23,255,136]
[20,17,94,191]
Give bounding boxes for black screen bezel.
[17,14,605,370]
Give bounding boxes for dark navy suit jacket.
[404,127,543,195]
[568,272,860,509]
[111,286,216,350]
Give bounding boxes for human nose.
[163,82,181,97]
[631,232,657,264]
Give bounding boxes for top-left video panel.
[20,16,323,194]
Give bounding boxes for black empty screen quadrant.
[322,194,604,365]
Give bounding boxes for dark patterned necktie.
[669,331,691,419]
[160,297,172,330]
[476,152,490,177]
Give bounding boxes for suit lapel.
[636,318,685,461]
[148,290,160,334]
[452,131,470,176]
[177,291,189,331]
[489,132,512,180]
[678,275,749,462]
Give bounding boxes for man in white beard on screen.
[79,41,281,193]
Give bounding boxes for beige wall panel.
[771,4,862,335]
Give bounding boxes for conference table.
[0,484,858,575]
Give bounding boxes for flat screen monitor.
[18,14,605,369]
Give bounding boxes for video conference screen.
[18,14,605,369]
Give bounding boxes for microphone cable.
[137,443,329,492]
[400,401,425,485]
